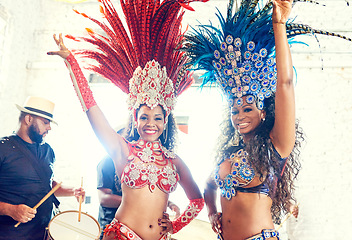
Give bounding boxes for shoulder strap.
[8,136,60,207]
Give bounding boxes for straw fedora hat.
[16,96,57,125]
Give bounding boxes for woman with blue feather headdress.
[183,0,308,239]
[184,0,351,239]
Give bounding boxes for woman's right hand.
[209,212,222,234]
[47,33,70,59]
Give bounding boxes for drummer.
[0,96,85,240]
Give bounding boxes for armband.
[171,198,204,234]
[64,54,97,112]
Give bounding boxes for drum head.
[48,210,101,240]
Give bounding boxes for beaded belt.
[246,229,279,240]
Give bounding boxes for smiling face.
[136,105,165,142]
[231,97,265,138]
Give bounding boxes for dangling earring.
[130,120,137,138]
[162,123,168,144]
[230,128,240,146]
[129,123,134,137]
[261,112,266,122]
[233,129,240,146]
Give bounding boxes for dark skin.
[204,1,298,239]
[0,113,85,224]
[48,36,202,240]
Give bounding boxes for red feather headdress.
[67,0,208,117]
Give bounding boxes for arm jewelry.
[64,54,97,112]
[171,198,204,234]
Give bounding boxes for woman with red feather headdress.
[47,0,208,239]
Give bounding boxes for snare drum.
[45,210,101,240]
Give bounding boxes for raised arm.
[47,34,128,162]
[269,0,296,158]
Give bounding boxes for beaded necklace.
[123,139,178,193]
[128,139,175,166]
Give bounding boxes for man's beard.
[28,123,44,143]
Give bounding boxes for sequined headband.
[127,60,176,118]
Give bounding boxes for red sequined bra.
[121,139,179,193]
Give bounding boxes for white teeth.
[145,130,156,134]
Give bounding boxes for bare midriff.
[220,192,275,240]
[109,185,169,240]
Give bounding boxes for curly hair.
[124,106,178,151]
[215,95,304,224]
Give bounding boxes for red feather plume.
[67,0,207,96]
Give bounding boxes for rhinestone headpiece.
[212,35,277,110]
[127,60,176,118]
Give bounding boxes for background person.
[0,96,85,240]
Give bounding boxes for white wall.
[0,0,351,239]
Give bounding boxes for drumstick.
[78,177,83,222]
[276,202,300,230]
[15,182,62,228]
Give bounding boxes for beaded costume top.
[121,139,179,193]
[215,148,256,200]
[214,146,288,200]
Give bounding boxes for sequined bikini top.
[121,139,179,193]
[214,148,264,200]
[214,146,288,200]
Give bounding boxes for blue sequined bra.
[214,148,270,200]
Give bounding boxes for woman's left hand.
[209,212,222,234]
[272,0,293,24]
[158,212,173,235]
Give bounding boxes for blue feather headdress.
[183,0,351,109]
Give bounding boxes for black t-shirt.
[96,156,122,231]
[0,135,55,240]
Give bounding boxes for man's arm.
[0,202,36,223]
[98,188,122,208]
[53,180,85,202]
